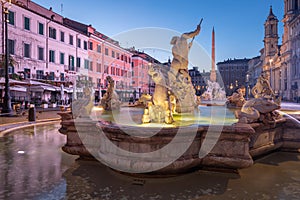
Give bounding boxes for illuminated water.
[91,106,238,127]
[0,123,300,199]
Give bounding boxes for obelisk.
[210,27,217,82]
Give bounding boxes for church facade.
[248,0,300,102]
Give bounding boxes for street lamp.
[269,58,273,88]
[148,62,151,94]
[229,83,233,95]
[1,0,12,115]
[246,73,250,100]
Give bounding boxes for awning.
[0,77,28,85]
[30,85,56,92]
[0,85,27,92]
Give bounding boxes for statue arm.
[182,24,201,39]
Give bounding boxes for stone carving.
[237,98,281,124]
[237,73,281,124]
[227,87,246,107]
[251,72,275,100]
[168,23,201,113]
[170,23,201,81]
[201,80,226,101]
[99,76,121,111]
[142,22,202,123]
[142,65,173,123]
[137,93,152,106]
[72,87,94,118]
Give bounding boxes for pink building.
[0,0,135,103]
[63,19,133,101]
[130,49,159,98]
[0,0,90,104]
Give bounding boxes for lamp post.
[246,73,250,100]
[148,62,151,95]
[1,0,12,115]
[269,58,273,88]
[229,83,233,95]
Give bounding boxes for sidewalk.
[0,110,62,134]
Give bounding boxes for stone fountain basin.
[59,108,300,176]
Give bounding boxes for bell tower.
[264,6,279,58]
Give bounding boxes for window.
[105,48,109,56]
[104,65,109,73]
[89,61,93,71]
[111,67,115,75]
[76,57,81,68]
[60,31,65,42]
[69,35,73,45]
[84,41,87,50]
[36,70,44,80]
[116,53,120,59]
[8,10,15,25]
[38,47,44,61]
[97,78,101,87]
[49,27,56,39]
[84,59,89,69]
[77,38,81,48]
[24,68,30,79]
[49,72,55,80]
[89,42,93,50]
[24,16,30,30]
[97,45,101,53]
[24,43,30,58]
[96,63,101,73]
[60,73,65,81]
[69,55,75,70]
[112,51,115,58]
[38,22,44,35]
[8,39,15,55]
[49,50,55,63]
[60,52,65,64]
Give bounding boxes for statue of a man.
[170,24,201,80]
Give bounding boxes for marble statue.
[142,22,202,123]
[201,80,226,101]
[168,22,201,113]
[251,72,275,100]
[227,87,246,107]
[72,87,94,118]
[237,73,281,124]
[99,76,121,111]
[137,93,152,106]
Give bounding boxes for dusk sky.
[34,0,284,71]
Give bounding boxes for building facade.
[188,67,207,96]
[217,58,250,95]
[248,2,300,102]
[130,49,160,98]
[0,0,135,104]
[280,0,300,101]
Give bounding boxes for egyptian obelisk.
[210,27,217,82]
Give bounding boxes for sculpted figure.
[251,72,275,100]
[170,23,201,81]
[227,88,246,107]
[138,93,152,106]
[99,76,121,111]
[237,98,280,124]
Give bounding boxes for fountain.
[58,23,300,176]
[200,27,226,105]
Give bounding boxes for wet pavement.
[0,123,300,199]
